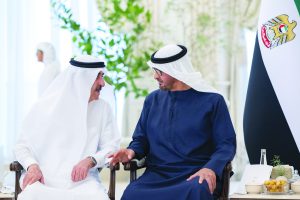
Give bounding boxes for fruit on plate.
[264,179,287,193]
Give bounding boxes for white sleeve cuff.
[23,158,38,171]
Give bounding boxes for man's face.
[36,50,43,62]
[153,68,177,91]
[90,71,105,101]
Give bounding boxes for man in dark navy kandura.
[111,44,236,200]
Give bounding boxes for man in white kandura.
[14,55,120,200]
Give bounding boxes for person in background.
[36,42,60,96]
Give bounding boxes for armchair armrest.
[10,161,24,172]
[123,158,146,182]
[220,162,233,199]
[10,161,23,200]
[123,158,146,171]
[107,163,119,200]
[109,162,120,171]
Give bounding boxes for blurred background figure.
[36,42,60,96]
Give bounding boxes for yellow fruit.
[264,179,287,193]
[264,180,269,185]
[280,180,286,185]
[271,180,276,185]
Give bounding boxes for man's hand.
[23,164,44,189]
[109,148,135,166]
[187,168,216,194]
[71,157,95,182]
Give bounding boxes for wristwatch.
[88,156,97,166]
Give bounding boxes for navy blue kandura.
[122,88,236,200]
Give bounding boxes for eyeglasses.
[153,68,163,76]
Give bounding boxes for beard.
[96,86,102,93]
[90,86,102,100]
[158,83,171,91]
[156,78,175,91]
[159,85,168,90]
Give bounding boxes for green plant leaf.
[51,0,157,98]
[104,76,113,85]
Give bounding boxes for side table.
[0,193,14,200]
[230,193,300,200]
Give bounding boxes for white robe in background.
[15,99,120,200]
[37,61,60,97]
[36,42,61,97]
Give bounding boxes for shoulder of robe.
[145,89,161,102]
[94,98,113,112]
[196,91,223,102]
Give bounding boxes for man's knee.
[18,182,44,200]
[188,178,212,197]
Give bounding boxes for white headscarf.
[147,44,219,94]
[36,42,61,96]
[18,55,112,187]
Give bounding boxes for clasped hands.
[109,148,216,194]
[23,157,95,189]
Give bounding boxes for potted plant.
[271,155,292,179]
